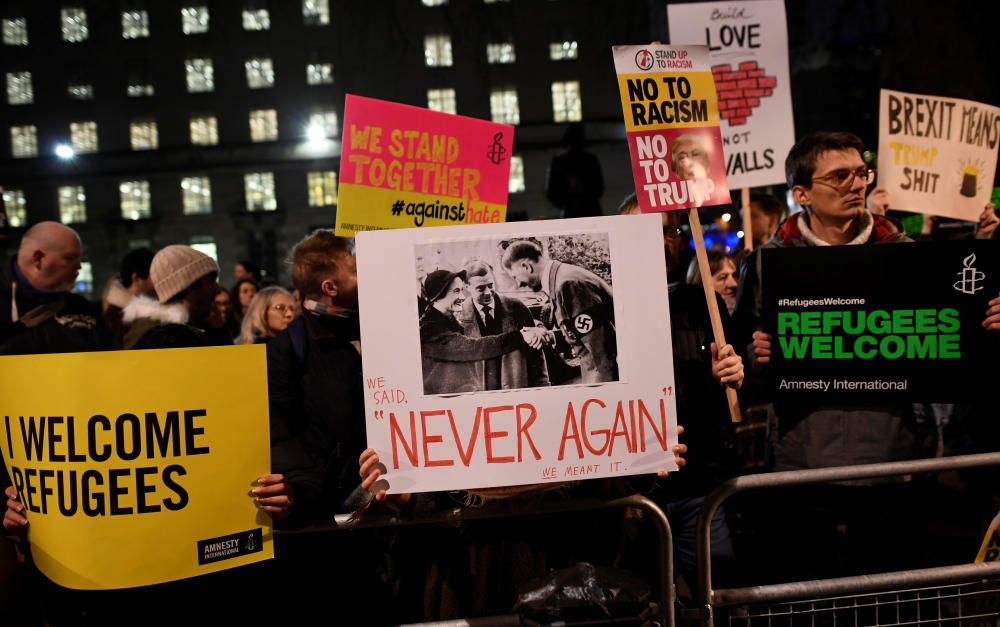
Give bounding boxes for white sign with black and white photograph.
[357,215,679,494]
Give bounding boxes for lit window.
[120,180,151,220]
[122,10,149,39]
[424,35,453,67]
[75,261,93,296]
[70,121,98,153]
[3,18,28,46]
[306,62,333,85]
[2,189,27,227]
[181,6,209,34]
[487,42,515,64]
[190,115,218,145]
[484,0,509,3]
[550,41,579,61]
[552,81,582,122]
[130,119,159,150]
[67,83,94,100]
[6,71,32,105]
[509,155,525,193]
[61,8,89,42]
[189,236,218,263]
[427,88,457,114]
[127,82,154,98]
[244,172,277,211]
[249,109,278,142]
[10,125,37,158]
[302,0,330,25]
[489,88,520,125]
[185,58,214,93]
[422,0,447,5]
[243,8,270,31]
[307,171,337,206]
[58,185,87,224]
[308,110,339,138]
[245,57,274,89]
[181,176,212,214]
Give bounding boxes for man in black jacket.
[0,221,103,355]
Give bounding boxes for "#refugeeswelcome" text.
[777,308,961,359]
[4,410,210,518]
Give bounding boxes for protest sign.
[335,94,514,237]
[0,345,273,590]
[976,510,1000,563]
[356,214,679,493]
[613,44,731,212]
[761,241,1000,402]
[667,0,794,190]
[878,89,1000,221]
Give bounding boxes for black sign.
[196,528,263,565]
[761,241,1000,402]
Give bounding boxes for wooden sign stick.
[742,188,754,252]
[688,207,742,423]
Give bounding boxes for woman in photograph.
[419,269,546,394]
[236,286,296,344]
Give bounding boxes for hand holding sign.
[3,485,27,536]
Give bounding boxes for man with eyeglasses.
[734,132,911,471]
[731,132,931,581]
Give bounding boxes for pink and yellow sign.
[612,45,731,212]
[335,95,514,237]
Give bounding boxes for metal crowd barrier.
[694,452,1000,627]
[279,493,676,627]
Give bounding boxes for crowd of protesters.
[1,130,998,624]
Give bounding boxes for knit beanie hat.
[150,245,219,303]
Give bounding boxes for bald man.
[0,221,104,354]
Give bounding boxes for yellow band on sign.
[335,182,507,237]
[0,346,273,590]
[617,72,720,132]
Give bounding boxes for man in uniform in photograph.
[501,240,618,383]
[458,260,550,390]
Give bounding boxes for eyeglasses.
[662,226,684,239]
[811,166,875,191]
[270,304,293,313]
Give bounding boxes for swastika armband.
[561,306,607,338]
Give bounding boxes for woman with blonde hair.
[237,286,295,344]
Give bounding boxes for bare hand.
[752,330,772,364]
[359,448,412,506]
[251,474,295,521]
[976,203,998,240]
[983,294,1000,332]
[866,187,890,216]
[3,485,28,535]
[711,342,744,389]
[657,425,687,477]
[520,327,545,350]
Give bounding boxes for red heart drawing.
[711,61,777,126]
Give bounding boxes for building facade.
[0,0,650,291]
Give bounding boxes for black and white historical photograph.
[415,233,618,395]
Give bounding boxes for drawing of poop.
[711,61,778,126]
[961,166,979,198]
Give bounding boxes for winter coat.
[419,305,523,395]
[456,294,550,390]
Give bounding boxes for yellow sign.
[0,345,274,590]
[976,510,1000,563]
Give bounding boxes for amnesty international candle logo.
[953,253,985,295]
[487,132,507,165]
